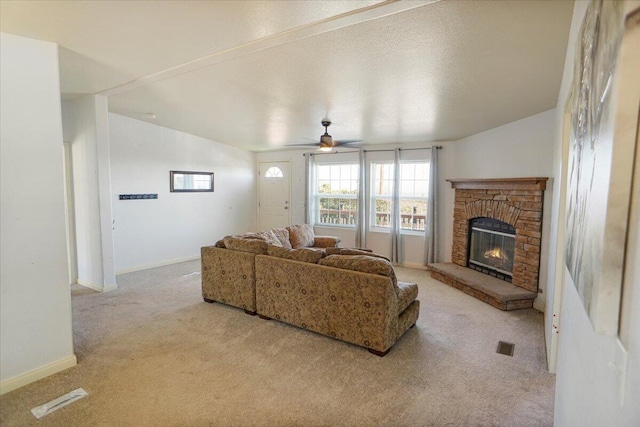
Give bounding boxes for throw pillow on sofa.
[256,228,293,249]
[267,245,325,264]
[271,228,293,249]
[318,255,399,294]
[256,230,282,247]
[287,224,315,249]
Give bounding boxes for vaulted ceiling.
[1,0,574,152]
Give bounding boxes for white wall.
[439,109,557,309]
[109,114,256,273]
[62,95,117,292]
[0,33,76,394]
[553,2,640,424]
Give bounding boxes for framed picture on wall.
[565,0,637,335]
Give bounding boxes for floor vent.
[496,341,515,356]
[31,388,88,419]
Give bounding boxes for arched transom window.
[265,166,284,178]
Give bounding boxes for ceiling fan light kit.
[320,121,334,150]
[286,119,362,151]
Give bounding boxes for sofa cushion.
[267,245,325,264]
[214,239,226,248]
[318,255,399,294]
[223,237,268,254]
[287,224,315,249]
[325,247,390,261]
[396,281,418,314]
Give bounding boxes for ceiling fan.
[288,119,362,151]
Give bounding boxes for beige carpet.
[0,261,555,426]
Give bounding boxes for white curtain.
[354,149,366,248]
[390,148,401,264]
[424,146,440,265]
[305,153,316,225]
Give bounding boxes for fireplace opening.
[467,217,516,283]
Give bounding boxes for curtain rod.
[306,146,442,156]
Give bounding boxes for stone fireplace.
[430,177,548,310]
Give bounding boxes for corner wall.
[109,114,257,273]
[0,33,76,394]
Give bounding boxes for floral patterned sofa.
[201,224,420,356]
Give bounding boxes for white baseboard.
[0,354,77,395]
[77,280,118,293]
[115,255,201,275]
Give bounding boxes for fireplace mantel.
[447,177,548,191]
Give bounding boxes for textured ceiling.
[0,0,574,152]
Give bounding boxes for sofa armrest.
[313,236,341,248]
[201,246,257,312]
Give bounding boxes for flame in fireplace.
[483,247,510,266]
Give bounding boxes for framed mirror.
[170,171,214,192]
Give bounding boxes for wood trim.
[447,177,548,191]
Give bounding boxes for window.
[170,171,214,192]
[371,161,429,232]
[371,163,394,228]
[264,166,284,178]
[315,163,359,227]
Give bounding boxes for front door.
[258,161,291,230]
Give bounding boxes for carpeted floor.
[0,260,555,426]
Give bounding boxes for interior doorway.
[258,161,291,230]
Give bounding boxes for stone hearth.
[430,263,537,310]
[431,177,548,310]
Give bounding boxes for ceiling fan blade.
[335,139,363,144]
[283,142,319,147]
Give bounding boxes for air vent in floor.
[496,341,515,356]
